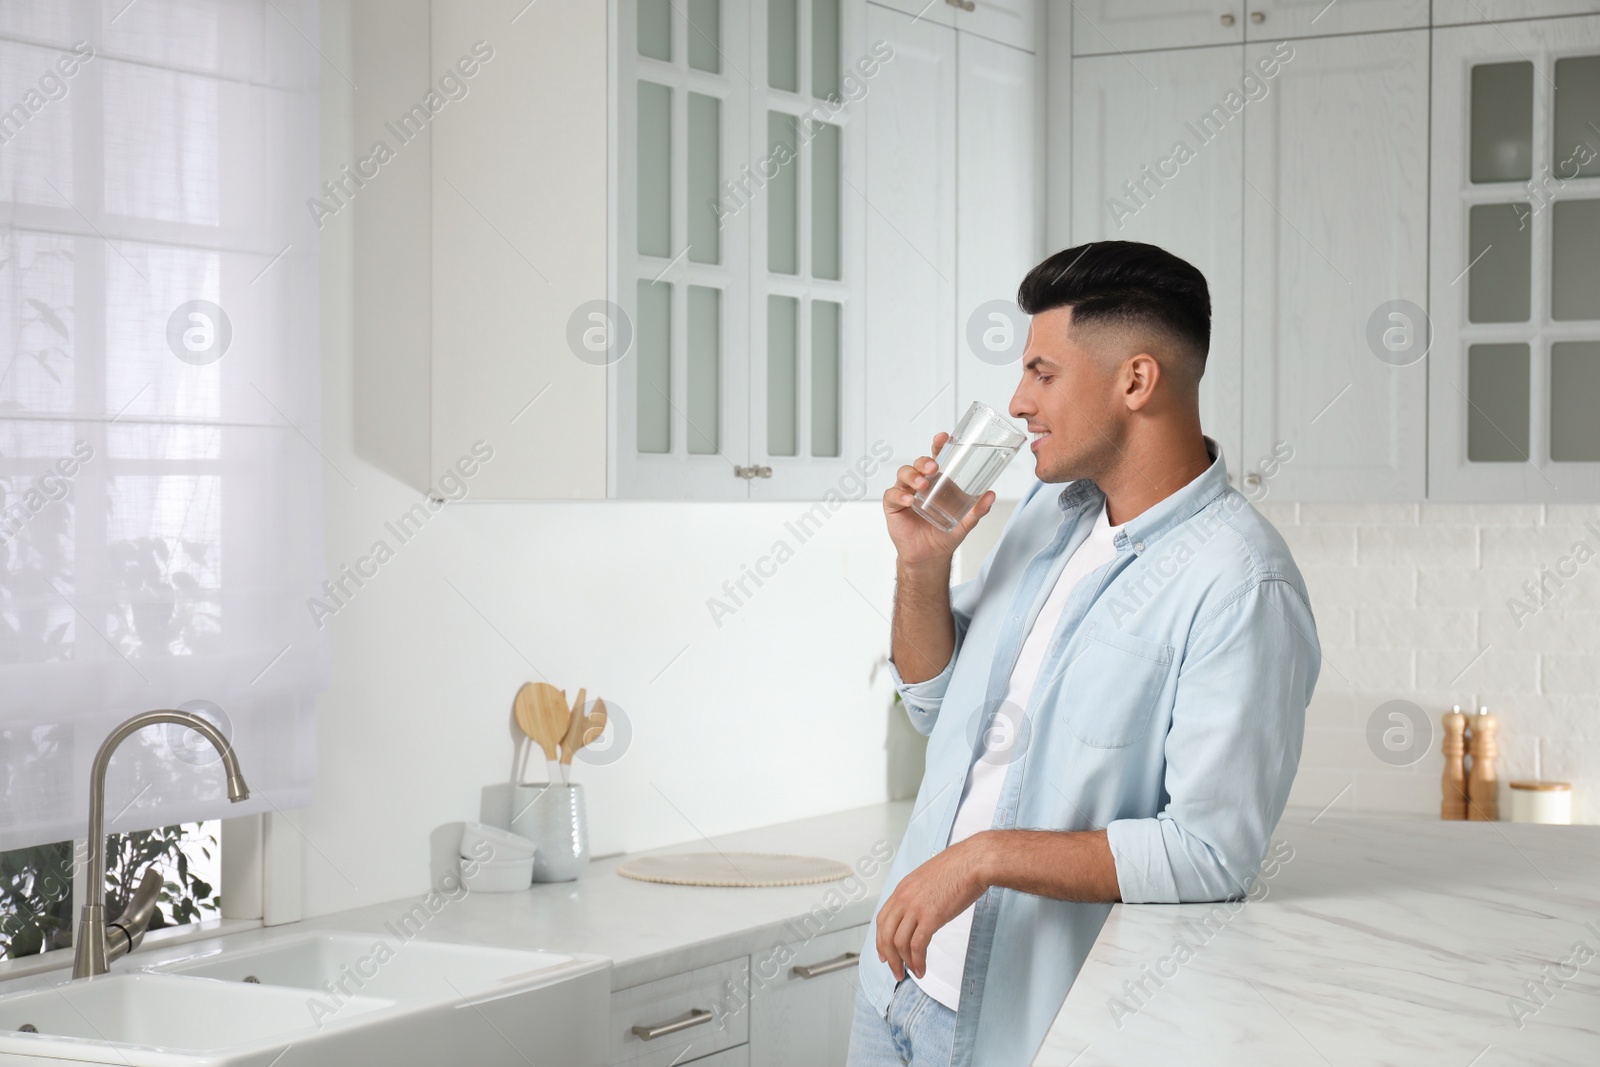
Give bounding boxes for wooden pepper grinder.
[1467,705,1499,821]
[1441,706,1468,820]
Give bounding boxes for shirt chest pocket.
[1057,624,1176,749]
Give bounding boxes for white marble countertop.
[1033,809,1600,1066]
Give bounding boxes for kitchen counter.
[1033,809,1600,1066]
[242,800,910,992]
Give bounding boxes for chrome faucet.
[72,710,250,980]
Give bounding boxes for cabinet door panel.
[956,0,1037,52]
[1429,16,1600,501]
[863,4,958,474]
[956,32,1039,499]
[1241,31,1428,500]
[1073,0,1244,56]
[1245,0,1427,39]
[1071,45,1244,477]
[749,925,866,1067]
[1434,0,1600,24]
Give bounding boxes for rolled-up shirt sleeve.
[1106,576,1319,903]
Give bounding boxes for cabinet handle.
[791,952,859,980]
[1243,472,1262,487]
[631,1008,713,1041]
[1221,13,1235,25]
[944,0,976,9]
[1250,10,1265,22]
[733,465,773,479]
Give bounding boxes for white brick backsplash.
[1479,525,1600,566]
[1419,503,1544,526]
[1544,504,1600,526]
[1302,565,1417,608]
[1417,567,1532,608]
[1417,647,1538,692]
[1280,526,1357,565]
[1311,605,1356,646]
[1541,653,1600,695]
[1358,526,1478,567]
[1481,606,1600,653]
[1300,503,1419,526]
[1315,646,1414,691]
[1357,607,1476,649]
[1233,502,1595,821]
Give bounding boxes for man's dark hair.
[1016,241,1211,365]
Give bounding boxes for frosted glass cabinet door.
[1430,16,1600,502]
[1241,30,1429,501]
[1072,43,1244,487]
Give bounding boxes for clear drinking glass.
[911,401,1027,532]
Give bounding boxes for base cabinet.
[748,926,866,1067]
[610,924,868,1067]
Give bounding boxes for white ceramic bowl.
[460,853,534,893]
[460,821,538,862]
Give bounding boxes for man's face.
[1008,306,1124,484]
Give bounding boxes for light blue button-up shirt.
[859,442,1320,1067]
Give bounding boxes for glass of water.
[911,401,1027,532]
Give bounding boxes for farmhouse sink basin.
[0,931,610,1066]
[0,972,391,1065]
[149,931,577,1005]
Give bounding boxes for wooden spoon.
[511,683,543,783]
[582,698,608,750]
[531,682,571,782]
[559,688,587,785]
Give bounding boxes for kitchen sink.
[0,972,391,1065]
[0,932,610,1066]
[149,931,578,1005]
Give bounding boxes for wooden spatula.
[531,682,570,783]
[583,699,608,749]
[512,683,543,783]
[559,688,587,785]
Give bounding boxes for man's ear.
[1122,353,1162,411]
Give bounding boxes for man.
[848,242,1320,1067]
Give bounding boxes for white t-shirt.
[913,503,1123,1011]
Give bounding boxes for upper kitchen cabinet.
[1434,0,1600,26]
[869,0,1037,51]
[1240,30,1429,500]
[1242,0,1427,40]
[956,32,1041,499]
[863,4,958,475]
[430,0,610,498]
[612,0,871,500]
[1429,15,1600,501]
[1073,1,1244,56]
[1071,44,1244,480]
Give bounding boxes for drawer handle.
[631,1008,713,1041]
[791,951,859,980]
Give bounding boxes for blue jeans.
[846,977,956,1067]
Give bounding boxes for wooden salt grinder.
[1467,707,1499,821]
[1441,707,1468,820]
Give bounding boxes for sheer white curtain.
[0,0,326,851]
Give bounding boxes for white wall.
[307,0,907,918]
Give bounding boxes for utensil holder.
[511,783,589,882]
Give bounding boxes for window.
[0,0,326,936]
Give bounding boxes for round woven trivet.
[616,851,852,887]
